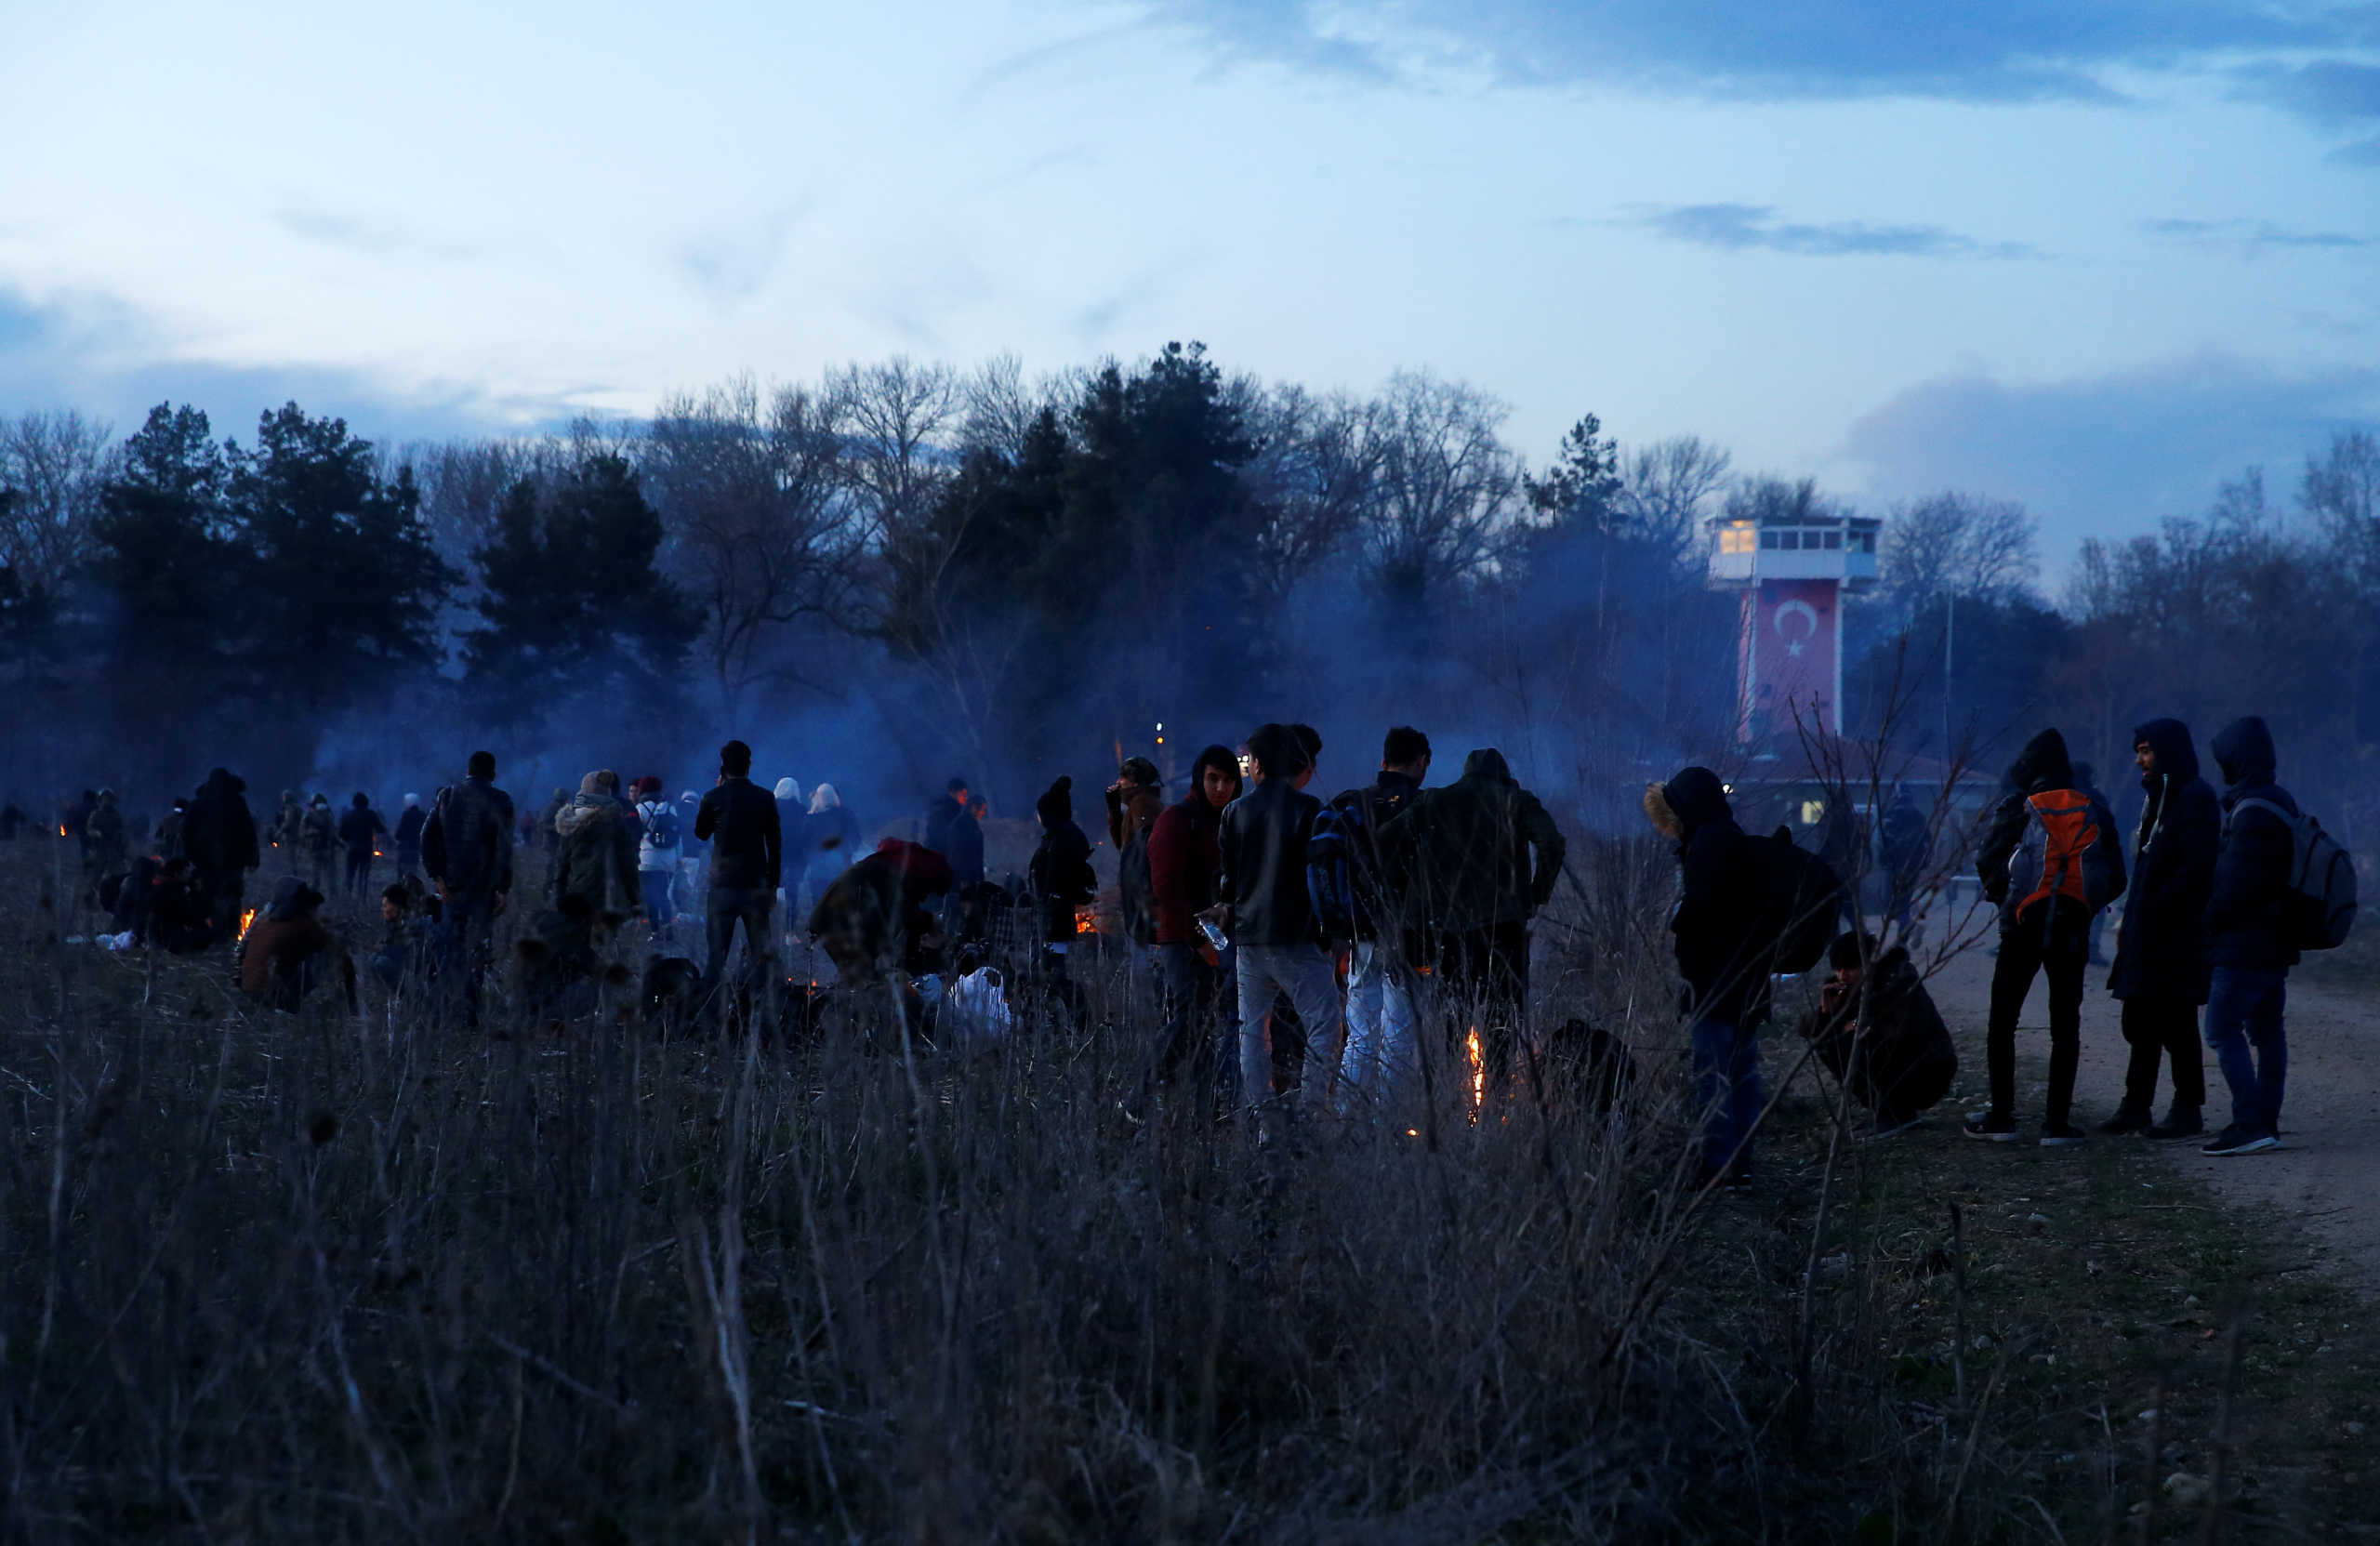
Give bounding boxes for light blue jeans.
[1338,940,1417,1115]
[1236,943,1345,1114]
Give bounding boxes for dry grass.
[3,834,2373,1542]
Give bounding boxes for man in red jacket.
[1141,743,1243,1110]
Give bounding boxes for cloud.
[1623,203,2038,259]
[269,200,481,262]
[0,286,576,444]
[2143,218,2377,255]
[1842,352,2380,563]
[675,205,808,308]
[2235,59,2380,126]
[1132,0,2368,103]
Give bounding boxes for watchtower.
[1708,507,1880,740]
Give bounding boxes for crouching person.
[369,882,438,994]
[241,876,358,1013]
[1795,932,1958,1138]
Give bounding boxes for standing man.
[393,793,427,875]
[1216,722,1344,1125]
[1316,726,1432,1115]
[2202,717,2299,1156]
[1645,767,1765,1187]
[1379,747,1566,1090]
[421,750,515,1029]
[924,775,969,853]
[338,792,387,900]
[1966,729,2124,1147]
[1144,743,1243,1107]
[695,740,783,1014]
[182,767,260,939]
[632,776,681,939]
[2096,720,2218,1140]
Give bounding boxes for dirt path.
[1923,898,2380,1288]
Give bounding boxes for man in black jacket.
[337,793,386,900]
[695,738,783,1013]
[1646,766,1765,1185]
[1966,728,2123,1147]
[2097,720,2218,1139]
[1218,722,1344,1125]
[2201,716,2298,1156]
[1326,726,1431,1113]
[183,767,261,940]
[422,750,515,1028]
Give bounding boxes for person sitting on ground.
[1793,932,1959,1137]
[809,838,954,983]
[369,882,436,992]
[240,875,357,1012]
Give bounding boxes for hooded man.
[1321,726,1432,1115]
[300,794,338,894]
[421,750,515,1028]
[1217,723,1343,1122]
[183,768,261,938]
[1381,747,1567,1090]
[2200,716,2299,1156]
[2097,720,2219,1140]
[802,784,861,903]
[338,792,387,899]
[1646,766,1765,1186]
[393,792,426,873]
[1967,728,2125,1146]
[1027,776,1097,1002]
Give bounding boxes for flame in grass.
[238,907,257,940]
[1074,908,1098,938]
[1465,1026,1486,1120]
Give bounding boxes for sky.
[4,0,2377,572]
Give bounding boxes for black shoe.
[2039,1122,2088,1148]
[2096,1103,2152,1136]
[1964,1111,2018,1143]
[2202,1124,2280,1156]
[2145,1106,2203,1141]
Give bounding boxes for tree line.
[0,344,2373,832]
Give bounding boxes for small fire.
[1465,1026,1486,1118]
[58,825,67,839]
[238,907,257,938]
[1074,908,1098,937]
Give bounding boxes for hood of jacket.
[1659,766,1732,839]
[2008,728,2074,794]
[1461,747,1515,786]
[556,791,627,838]
[2133,718,2200,786]
[263,873,320,922]
[2211,716,2276,788]
[774,777,800,802]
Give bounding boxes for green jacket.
[1378,748,1567,933]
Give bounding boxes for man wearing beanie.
[1028,776,1098,1008]
[695,739,783,1016]
[1217,721,1345,1130]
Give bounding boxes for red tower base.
[1737,578,1843,743]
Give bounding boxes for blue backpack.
[1307,792,1374,941]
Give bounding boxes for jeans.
[1691,1018,1759,1174]
[2204,966,2288,1135]
[1340,939,1418,1114]
[1236,943,1344,1113]
[442,892,497,1029]
[704,887,775,998]
[1985,905,2089,1125]
[344,849,373,898]
[640,868,676,932]
[1153,941,1226,1095]
[2120,996,2205,1112]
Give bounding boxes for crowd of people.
[10,708,2338,1182]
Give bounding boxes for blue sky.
[4,0,2375,568]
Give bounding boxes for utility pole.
[1941,591,1955,757]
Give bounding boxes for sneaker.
[2039,1122,2088,1148]
[1964,1111,2018,1143]
[2202,1124,2280,1156]
[2145,1106,2203,1141]
[2096,1103,2152,1136]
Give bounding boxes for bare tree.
[2302,429,2380,569]
[1879,490,2038,621]
[1616,435,1733,571]
[643,376,858,718]
[832,357,960,548]
[1235,381,1383,608]
[1361,369,1521,605]
[0,409,116,593]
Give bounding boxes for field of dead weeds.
[4,833,2376,1542]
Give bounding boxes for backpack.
[2230,798,2358,951]
[1747,827,1846,975]
[1117,825,1157,945]
[2006,789,2122,921]
[1306,795,1368,942]
[642,803,681,852]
